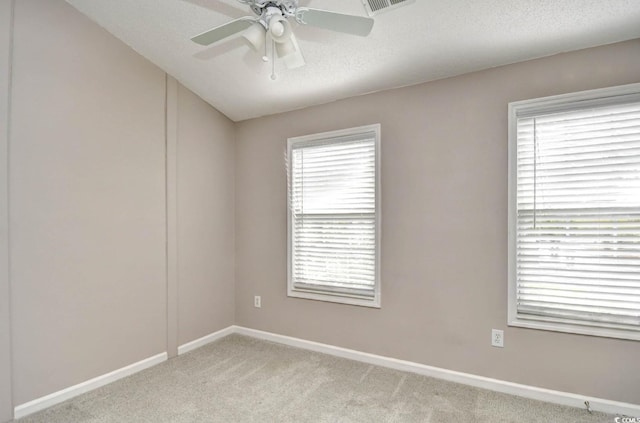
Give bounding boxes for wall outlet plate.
[254,296,261,308]
[492,329,504,348]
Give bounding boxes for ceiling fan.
[191,0,375,79]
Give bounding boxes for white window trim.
[508,82,640,341]
[287,124,381,308]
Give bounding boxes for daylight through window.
[287,125,381,307]
[508,84,640,340]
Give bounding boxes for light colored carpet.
[16,334,615,422]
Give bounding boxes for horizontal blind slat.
[514,97,640,331]
[290,134,377,296]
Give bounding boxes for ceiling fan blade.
[295,8,374,37]
[191,17,257,46]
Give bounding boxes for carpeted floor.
[16,334,614,422]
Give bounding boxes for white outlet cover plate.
[492,329,504,348]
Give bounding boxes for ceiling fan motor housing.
[251,0,298,17]
[191,0,374,76]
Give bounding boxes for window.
[287,124,381,307]
[508,83,640,340]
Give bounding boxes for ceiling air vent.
[363,0,415,16]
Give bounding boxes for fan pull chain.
[262,36,269,62]
[270,39,277,80]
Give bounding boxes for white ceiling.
[65,0,640,121]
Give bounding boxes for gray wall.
[235,39,640,404]
[0,0,13,421]
[4,0,236,412]
[177,84,235,346]
[1,0,638,417]
[10,0,167,405]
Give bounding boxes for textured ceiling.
[65,0,640,121]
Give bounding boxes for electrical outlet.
[491,329,504,348]
[254,296,261,308]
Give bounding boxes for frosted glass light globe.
[271,21,285,37]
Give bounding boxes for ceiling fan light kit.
[191,0,376,79]
[268,16,292,43]
[242,22,266,52]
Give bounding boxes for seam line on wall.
[6,0,16,417]
[165,76,178,357]
[164,73,169,357]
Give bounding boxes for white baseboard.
[14,352,167,419]
[177,326,236,355]
[234,326,640,417]
[13,326,640,419]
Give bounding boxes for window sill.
[508,317,640,341]
[288,289,381,308]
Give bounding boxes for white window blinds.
[512,90,640,337]
[288,126,380,306]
